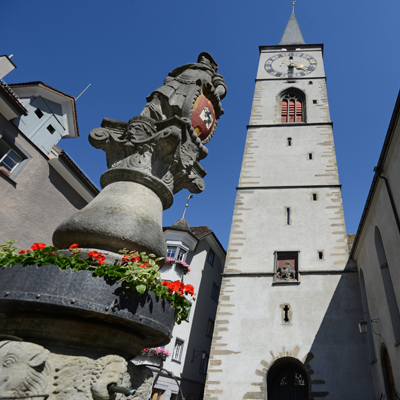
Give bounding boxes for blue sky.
[3,0,400,249]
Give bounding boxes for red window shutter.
[281,100,288,123]
[296,100,303,122]
[289,100,295,122]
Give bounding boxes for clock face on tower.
[264,52,317,78]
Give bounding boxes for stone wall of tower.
[204,43,374,399]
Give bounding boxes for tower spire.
[279,3,306,45]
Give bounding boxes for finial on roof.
[279,2,305,45]
[182,195,193,219]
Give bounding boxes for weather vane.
[292,1,296,11]
[182,195,193,218]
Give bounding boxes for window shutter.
[288,100,295,122]
[281,100,288,123]
[296,100,303,122]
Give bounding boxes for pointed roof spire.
[170,216,192,233]
[279,3,306,46]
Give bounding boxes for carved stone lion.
[0,341,153,400]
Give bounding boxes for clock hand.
[282,60,307,70]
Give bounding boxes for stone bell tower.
[204,7,374,400]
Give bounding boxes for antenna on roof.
[292,0,296,11]
[182,195,193,218]
[75,83,91,101]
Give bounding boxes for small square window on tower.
[274,252,299,283]
[47,124,56,134]
[313,100,318,104]
[308,153,313,160]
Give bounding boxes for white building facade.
[204,10,373,400]
[134,218,225,400]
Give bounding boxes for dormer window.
[177,248,187,261]
[167,247,176,258]
[166,245,188,262]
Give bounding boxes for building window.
[207,249,215,266]
[211,283,219,302]
[275,252,299,283]
[47,124,56,134]
[381,346,396,400]
[286,207,291,225]
[312,193,318,201]
[170,394,178,400]
[177,248,187,261]
[280,90,305,123]
[167,247,176,258]
[318,251,323,260]
[375,226,400,343]
[206,319,214,338]
[151,389,165,400]
[0,133,30,180]
[287,137,292,146]
[199,354,209,374]
[308,153,313,160]
[172,338,184,362]
[34,108,44,118]
[313,100,317,104]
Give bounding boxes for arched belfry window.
[280,89,305,123]
[267,357,309,400]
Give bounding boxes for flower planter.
[0,264,176,359]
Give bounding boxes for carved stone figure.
[0,340,154,400]
[0,340,51,398]
[141,52,227,143]
[53,52,226,257]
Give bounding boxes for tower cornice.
[259,43,324,55]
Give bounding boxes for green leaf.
[136,284,146,294]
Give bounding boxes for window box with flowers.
[158,257,191,282]
[133,347,171,367]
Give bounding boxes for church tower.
[204,8,374,400]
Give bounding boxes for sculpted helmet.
[197,52,219,71]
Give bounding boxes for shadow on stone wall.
[304,270,374,399]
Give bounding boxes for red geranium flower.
[69,243,79,249]
[140,262,150,268]
[30,243,46,251]
[88,251,99,258]
[184,284,195,296]
[98,255,106,265]
[19,250,26,254]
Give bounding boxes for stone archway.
[267,357,309,400]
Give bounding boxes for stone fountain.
[0,52,226,400]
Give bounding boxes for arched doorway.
[381,346,396,400]
[267,357,309,400]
